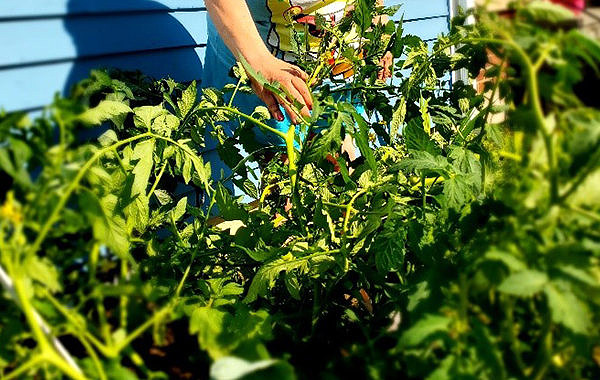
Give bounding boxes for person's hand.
[248,55,313,124]
[377,51,394,81]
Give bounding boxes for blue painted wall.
[0,0,450,112]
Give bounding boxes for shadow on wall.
[63,0,203,95]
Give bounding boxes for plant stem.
[148,160,168,199]
[466,36,559,203]
[531,311,553,380]
[113,306,172,352]
[560,146,600,201]
[4,357,43,380]
[228,77,244,108]
[120,259,128,330]
[29,132,152,257]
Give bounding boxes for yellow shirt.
[264,0,352,61]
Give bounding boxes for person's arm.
[375,0,393,80]
[206,0,312,124]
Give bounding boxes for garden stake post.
[0,264,83,376]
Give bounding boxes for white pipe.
[0,264,83,375]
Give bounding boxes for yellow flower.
[0,193,23,224]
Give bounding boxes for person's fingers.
[291,76,313,110]
[276,97,298,124]
[262,92,284,121]
[286,64,309,81]
[283,82,310,120]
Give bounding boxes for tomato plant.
[1,1,599,379]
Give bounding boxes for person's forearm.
[206,0,274,66]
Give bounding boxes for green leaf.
[483,249,527,272]
[426,355,456,380]
[189,306,227,358]
[520,1,576,25]
[420,95,432,136]
[404,118,439,154]
[171,197,187,222]
[79,192,130,259]
[443,174,472,209]
[151,113,180,137]
[557,266,600,287]
[124,139,155,232]
[305,113,343,162]
[390,96,406,143]
[190,304,272,359]
[182,155,192,184]
[399,151,449,173]
[284,272,301,300]
[178,81,197,118]
[238,56,269,88]
[78,100,132,125]
[126,195,150,233]
[98,129,118,147]
[498,270,548,297]
[244,252,334,303]
[131,139,155,196]
[346,105,378,179]
[216,183,248,222]
[400,314,451,347]
[544,281,591,334]
[24,256,62,292]
[210,357,278,380]
[153,189,172,205]
[354,0,373,32]
[133,106,165,130]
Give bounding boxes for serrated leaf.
[399,151,449,172]
[251,106,271,122]
[153,189,172,205]
[498,270,548,297]
[98,129,118,147]
[238,56,269,88]
[134,106,165,130]
[347,105,378,179]
[151,114,180,137]
[178,81,197,118]
[244,252,334,303]
[426,355,456,380]
[25,256,62,292]
[404,118,439,154]
[78,100,132,125]
[131,139,155,196]
[126,195,150,233]
[305,113,343,161]
[182,155,192,184]
[124,139,155,232]
[544,282,591,334]
[284,273,301,300]
[390,96,406,143]
[443,174,471,209]
[420,95,432,135]
[557,266,600,287]
[79,192,130,258]
[202,88,222,105]
[171,197,187,222]
[215,183,247,221]
[189,306,227,358]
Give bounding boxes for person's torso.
[248,0,350,61]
